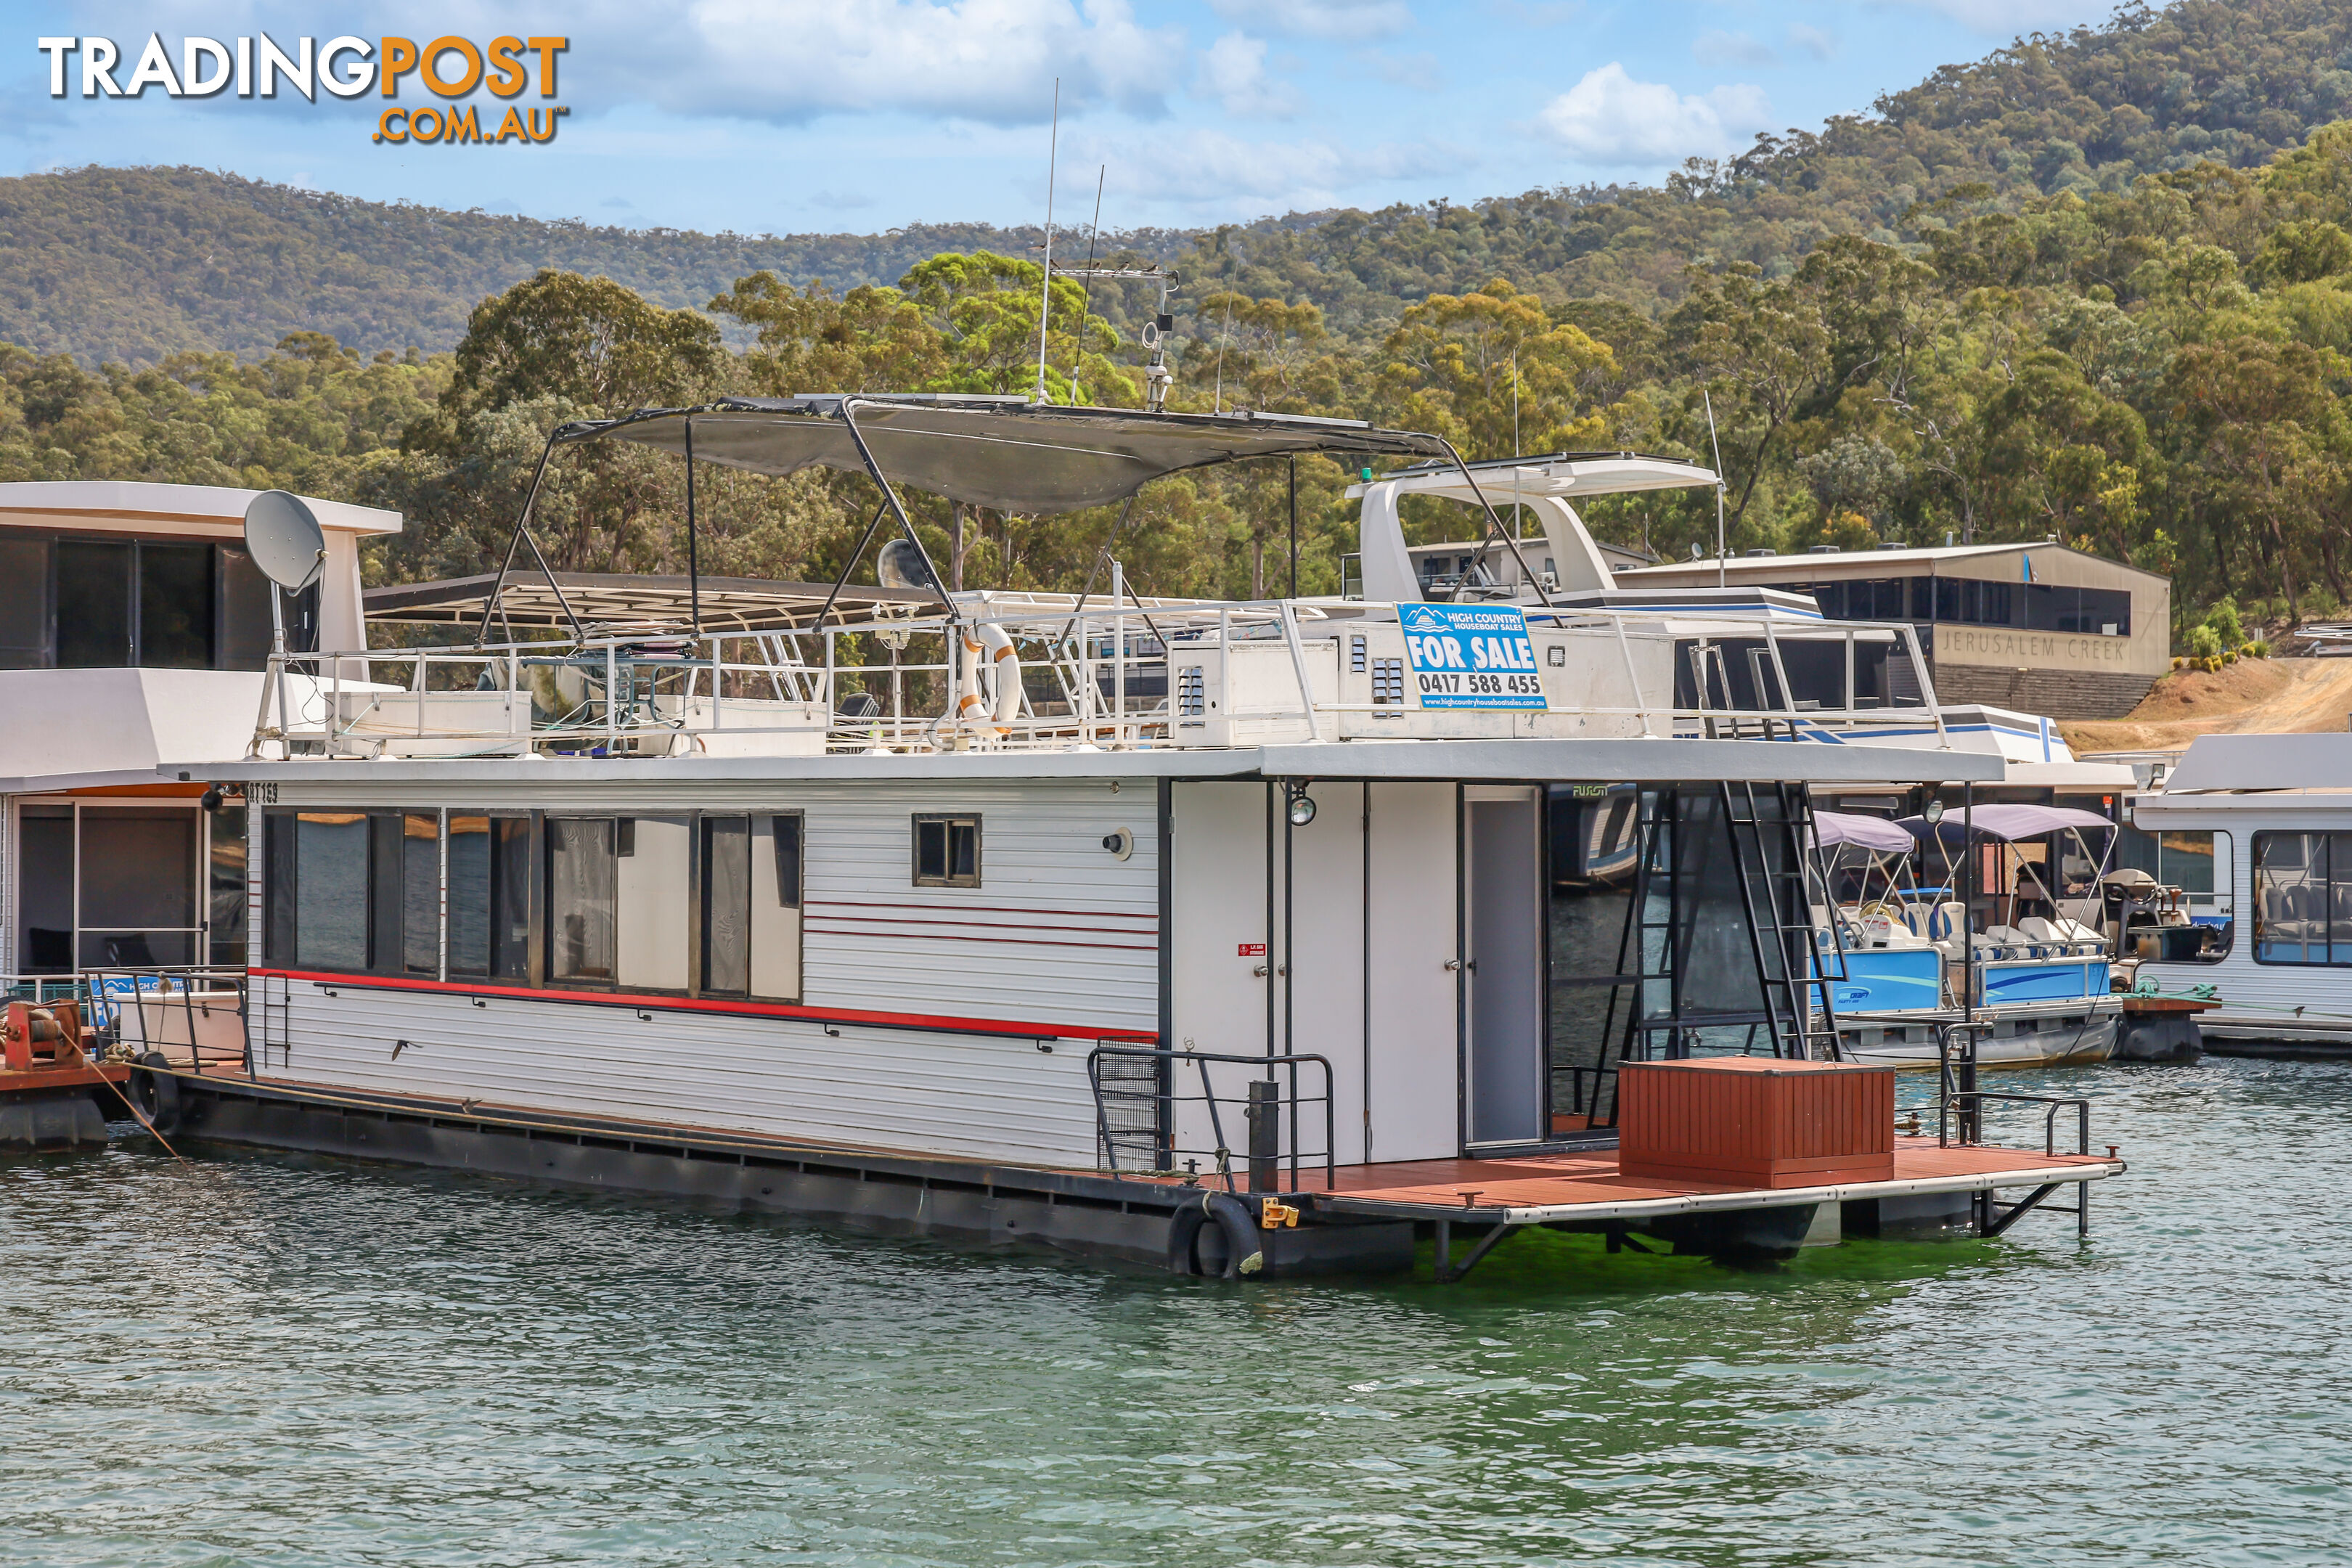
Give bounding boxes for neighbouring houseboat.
[2122,731,2352,1057]
[130,399,2118,1274]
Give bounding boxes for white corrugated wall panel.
[264,984,1106,1167]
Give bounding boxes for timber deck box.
[1617,1057,1896,1188]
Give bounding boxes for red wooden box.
[1617,1056,1896,1188]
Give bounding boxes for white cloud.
[1693,29,1777,68]
[1205,0,1414,41]
[682,0,1180,123]
[1787,23,1837,61]
[1198,33,1302,118]
[1083,126,1465,208]
[1533,63,1772,167]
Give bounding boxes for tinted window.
[294,812,370,971]
[913,815,981,886]
[492,817,531,980]
[208,804,248,968]
[403,812,440,974]
[56,541,132,667]
[220,547,275,670]
[702,817,751,995]
[139,542,213,668]
[0,537,46,668]
[17,805,73,972]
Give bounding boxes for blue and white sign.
[1397,603,1547,710]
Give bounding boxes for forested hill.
[8,0,2352,365]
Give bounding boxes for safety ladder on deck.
[1721,782,1843,1061]
[254,972,291,1070]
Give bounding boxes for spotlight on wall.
[1285,783,1317,828]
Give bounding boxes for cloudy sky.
[7,0,2124,234]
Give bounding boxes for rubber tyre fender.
[130,1050,181,1138]
[1163,1193,1267,1278]
[1164,1198,1210,1275]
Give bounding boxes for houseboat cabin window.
[699,814,804,1000]
[290,812,372,971]
[914,815,981,887]
[2116,826,2231,962]
[546,817,618,984]
[402,814,440,974]
[2252,832,2348,965]
[0,534,303,671]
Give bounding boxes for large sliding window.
[259,804,804,1001]
[2253,832,2352,965]
[0,533,298,671]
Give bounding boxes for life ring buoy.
[131,1050,181,1137]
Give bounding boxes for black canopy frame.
[470,394,1517,647]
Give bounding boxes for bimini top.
[555,396,1454,515]
[1898,804,2114,844]
[1812,809,1917,852]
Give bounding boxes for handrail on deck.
[1086,1043,1337,1194]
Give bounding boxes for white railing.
[248,598,1948,759]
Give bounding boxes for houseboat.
[2123,731,2352,1056]
[0,481,398,1143]
[131,398,2119,1273]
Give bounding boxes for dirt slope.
[2061,658,2352,755]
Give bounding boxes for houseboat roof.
[179,735,2001,788]
[556,397,1454,515]
[0,479,401,536]
[2149,732,2352,797]
[1343,451,1720,503]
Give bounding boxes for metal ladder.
[255,972,291,1070]
[1720,782,1844,1060]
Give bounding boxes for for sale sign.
[1397,603,1546,710]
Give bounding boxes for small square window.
[913,814,981,887]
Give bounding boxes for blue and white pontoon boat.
[1815,803,2121,1068]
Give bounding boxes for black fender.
[131,1051,181,1137]
[1164,1192,1267,1278]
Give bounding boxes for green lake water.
[4,1055,2346,1567]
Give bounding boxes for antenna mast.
[1032,80,1060,404]
[1052,264,1180,412]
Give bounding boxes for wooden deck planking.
[1278,1138,2113,1212]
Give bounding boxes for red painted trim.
[250,968,1151,1042]
[807,898,1158,923]
[804,910,1159,938]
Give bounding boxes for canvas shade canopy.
[1811,809,1919,853]
[554,395,1458,515]
[1897,803,2115,844]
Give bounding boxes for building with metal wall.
[1614,542,2171,719]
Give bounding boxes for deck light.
[1285,784,1317,828]
[1923,799,1945,825]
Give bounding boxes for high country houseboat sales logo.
[36,35,570,145]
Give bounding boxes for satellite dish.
[876,537,940,593]
[243,490,327,592]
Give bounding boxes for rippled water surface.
[4,1057,2349,1567]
